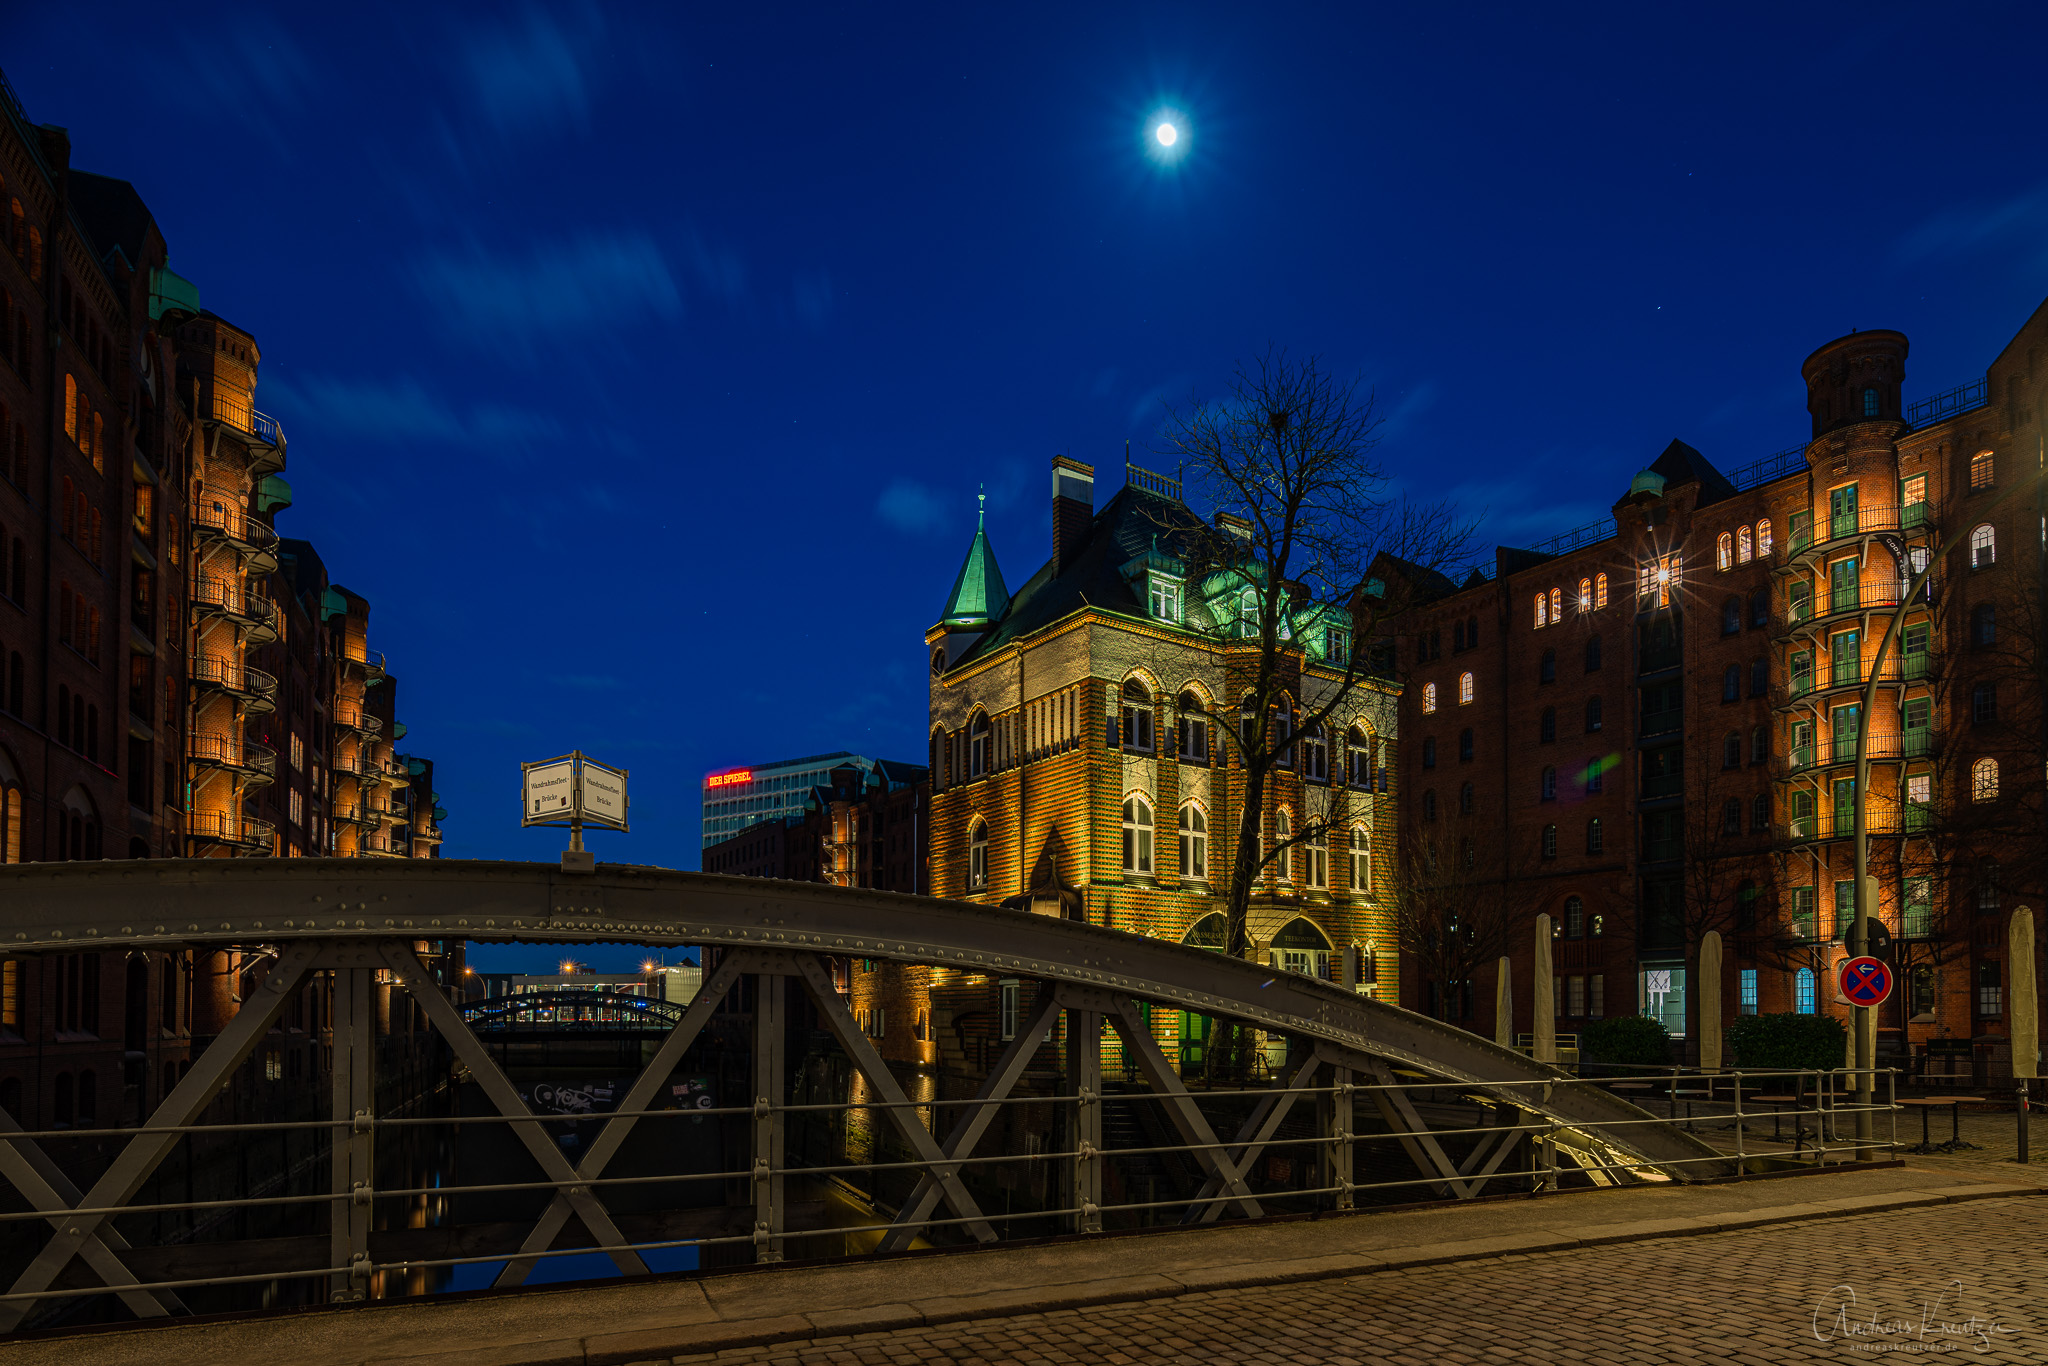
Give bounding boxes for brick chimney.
[1052,456,1094,576]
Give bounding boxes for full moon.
[1155,122,1178,146]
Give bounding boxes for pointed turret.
[940,491,1010,632]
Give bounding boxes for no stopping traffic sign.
[1839,956,1894,1007]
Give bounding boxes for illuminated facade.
[700,751,882,846]
[1392,300,2048,1081]
[921,457,1398,1074]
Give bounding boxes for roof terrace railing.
[1124,462,1182,500]
[1905,378,1988,429]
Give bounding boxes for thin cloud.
[460,4,603,135]
[180,17,314,153]
[1894,184,2048,266]
[877,478,955,536]
[791,270,835,331]
[411,232,681,357]
[267,374,562,451]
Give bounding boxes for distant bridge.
[460,989,685,1037]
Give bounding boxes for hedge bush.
[1725,1012,1846,1071]
[1579,1014,1671,1066]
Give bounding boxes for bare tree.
[1393,823,1542,1023]
[1672,738,1773,1054]
[1157,350,1472,963]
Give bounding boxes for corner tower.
[1802,329,1909,439]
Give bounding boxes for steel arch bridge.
[460,989,685,1036]
[0,858,1729,1331]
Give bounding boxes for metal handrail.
[249,409,284,445]
[1772,577,1935,636]
[191,500,278,549]
[185,810,275,846]
[189,655,279,698]
[1905,377,1988,428]
[188,733,277,776]
[192,576,276,622]
[1779,503,1932,558]
[1783,728,1939,772]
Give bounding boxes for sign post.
[522,751,630,871]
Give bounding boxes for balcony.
[1641,772,1683,800]
[190,655,279,714]
[187,809,275,853]
[1779,504,1931,565]
[334,708,384,737]
[1640,707,1683,737]
[1783,728,1939,774]
[191,500,279,570]
[193,576,279,643]
[381,756,412,788]
[1772,577,1933,641]
[1775,650,1936,710]
[343,649,387,681]
[190,733,277,783]
[1776,803,1928,846]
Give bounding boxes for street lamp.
[1849,468,2040,1154]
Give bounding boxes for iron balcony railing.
[343,648,387,678]
[1524,517,1615,558]
[1725,444,1809,492]
[189,655,280,704]
[1784,729,1939,773]
[188,733,278,779]
[1780,503,1931,559]
[185,809,276,849]
[192,576,277,626]
[191,500,278,552]
[249,409,284,446]
[1777,803,1931,844]
[1773,577,1934,636]
[1905,377,1988,429]
[334,708,385,736]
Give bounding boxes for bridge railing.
[0,863,1901,1335]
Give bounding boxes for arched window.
[1273,808,1293,882]
[1121,678,1154,751]
[1467,614,1478,644]
[1737,525,1753,563]
[1422,790,1437,822]
[60,786,99,861]
[1541,823,1557,858]
[1578,577,1592,610]
[1539,767,1556,802]
[968,713,990,777]
[1534,593,1547,628]
[1563,896,1585,936]
[1240,691,1260,752]
[1457,672,1474,705]
[1458,727,1473,763]
[1795,968,1817,1014]
[1346,725,1372,786]
[968,819,988,890]
[1300,722,1328,781]
[1549,587,1562,621]
[1121,795,1154,873]
[1972,757,1999,803]
[1594,572,1609,609]
[1585,696,1603,733]
[1421,682,1437,714]
[1756,520,1773,557]
[1723,664,1740,702]
[1972,604,1996,647]
[1458,782,1474,815]
[1539,649,1555,684]
[1273,696,1295,768]
[1176,690,1210,762]
[1271,918,1334,979]
[1350,825,1370,893]
[1306,828,1329,889]
[1585,635,1602,672]
[1970,450,1995,490]
[1717,532,1732,571]
[1970,524,1996,569]
[1752,792,1769,831]
[1178,803,1207,880]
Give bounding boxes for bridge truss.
[0,859,1734,1332]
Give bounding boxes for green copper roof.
[941,495,1010,629]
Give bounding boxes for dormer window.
[1148,576,1183,623]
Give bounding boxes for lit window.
[1300,723,1328,781]
[1970,524,1995,569]
[1971,450,1995,490]
[1422,682,1437,714]
[1273,809,1293,882]
[1636,554,1681,607]
[1148,576,1182,623]
[1594,573,1609,609]
[969,819,988,890]
[1457,672,1474,705]
[1972,757,1999,803]
[1350,825,1370,893]
[1795,968,1816,1014]
[969,713,990,777]
[1717,532,1732,571]
[1549,587,1562,621]
[1121,795,1154,873]
[1178,803,1207,880]
[1737,526,1753,563]
[1756,521,1773,557]
[1577,576,1592,610]
[1176,692,1209,762]
[1534,593,1547,628]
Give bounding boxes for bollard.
[2020,1081,2031,1165]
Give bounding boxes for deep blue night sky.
[6,3,2046,882]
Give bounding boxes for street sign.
[1839,956,1894,1008]
[521,751,631,840]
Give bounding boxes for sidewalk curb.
[356,1182,2048,1366]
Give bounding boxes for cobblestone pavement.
[677,1195,2044,1365]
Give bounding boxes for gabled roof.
[949,482,1208,668]
[1647,438,1738,508]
